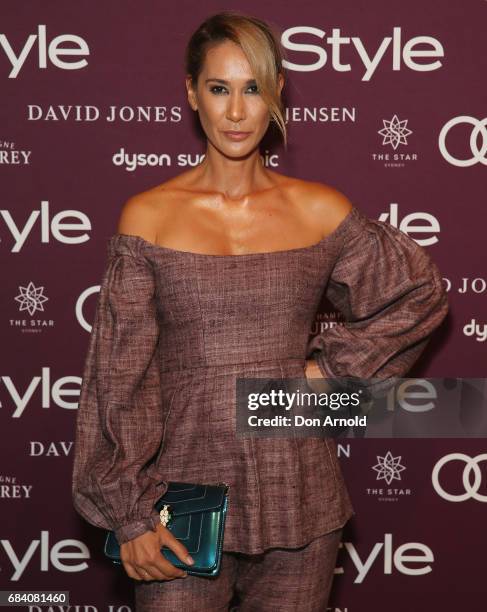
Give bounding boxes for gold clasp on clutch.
[217,482,230,495]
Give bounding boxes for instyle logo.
[0,531,89,580]
[1,367,81,418]
[0,25,89,78]
[281,26,444,81]
[378,203,440,247]
[336,533,434,583]
[0,200,91,252]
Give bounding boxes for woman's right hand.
[120,522,194,581]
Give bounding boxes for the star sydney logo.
[378,114,413,150]
[15,281,49,315]
[372,451,406,485]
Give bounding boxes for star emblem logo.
[372,451,406,485]
[14,282,49,316]
[378,114,412,150]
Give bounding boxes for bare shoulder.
[116,167,199,241]
[116,182,175,242]
[286,176,354,235]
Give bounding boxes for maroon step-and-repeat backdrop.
[2,1,485,610]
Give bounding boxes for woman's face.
[186,39,283,158]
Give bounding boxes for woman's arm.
[305,204,449,398]
[71,227,167,545]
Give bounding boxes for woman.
[72,11,449,611]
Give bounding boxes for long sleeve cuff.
[114,509,161,545]
[311,348,374,402]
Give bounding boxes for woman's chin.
[218,142,259,160]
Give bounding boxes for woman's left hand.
[304,358,334,394]
[304,358,324,380]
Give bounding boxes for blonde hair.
[185,10,287,149]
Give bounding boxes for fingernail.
[186,555,194,565]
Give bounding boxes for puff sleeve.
[306,207,449,397]
[72,235,168,544]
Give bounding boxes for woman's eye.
[210,85,227,95]
[209,85,259,95]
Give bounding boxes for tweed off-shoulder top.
[71,205,449,554]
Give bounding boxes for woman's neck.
[195,144,271,201]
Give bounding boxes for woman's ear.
[185,75,198,111]
[277,72,285,97]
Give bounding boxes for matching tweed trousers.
[134,527,342,611]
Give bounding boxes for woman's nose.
[226,93,246,124]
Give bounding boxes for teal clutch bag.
[104,481,230,577]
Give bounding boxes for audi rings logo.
[438,116,487,167]
[432,453,487,502]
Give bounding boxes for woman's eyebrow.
[204,78,257,84]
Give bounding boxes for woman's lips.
[222,131,252,141]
